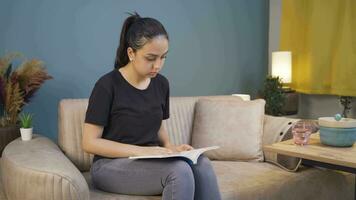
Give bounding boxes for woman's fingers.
[155,146,173,154]
[177,144,194,152]
[183,144,194,150]
[150,145,194,155]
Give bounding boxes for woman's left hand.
[166,144,194,152]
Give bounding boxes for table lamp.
[271,51,298,115]
[272,51,292,91]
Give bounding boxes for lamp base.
[282,86,293,92]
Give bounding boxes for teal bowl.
[319,126,356,147]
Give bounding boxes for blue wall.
[0,0,269,142]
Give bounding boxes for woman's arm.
[82,123,173,157]
[157,123,172,148]
[158,122,193,152]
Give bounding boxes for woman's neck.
[119,63,150,87]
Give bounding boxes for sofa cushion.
[212,161,354,200]
[191,98,265,161]
[82,161,355,200]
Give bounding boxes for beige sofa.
[0,96,354,200]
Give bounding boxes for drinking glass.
[292,121,314,146]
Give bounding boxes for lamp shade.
[271,51,292,83]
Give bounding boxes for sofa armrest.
[262,115,302,172]
[1,134,89,200]
[262,115,300,146]
[263,115,319,146]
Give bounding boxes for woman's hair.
[114,12,169,69]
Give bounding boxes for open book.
[129,146,220,165]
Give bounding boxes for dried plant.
[0,52,52,127]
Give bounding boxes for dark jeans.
[91,155,222,200]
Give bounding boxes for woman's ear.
[127,47,135,61]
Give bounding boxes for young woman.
[82,12,221,200]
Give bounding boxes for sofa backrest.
[58,95,296,172]
[58,95,239,171]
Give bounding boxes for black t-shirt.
[85,69,170,163]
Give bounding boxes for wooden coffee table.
[263,133,356,200]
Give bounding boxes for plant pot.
[0,125,20,155]
[282,90,299,115]
[20,128,33,141]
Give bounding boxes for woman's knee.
[196,155,213,168]
[198,155,211,164]
[166,160,194,185]
[193,155,217,178]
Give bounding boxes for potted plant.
[0,52,52,149]
[19,113,33,141]
[260,75,286,116]
[339,96,352,118]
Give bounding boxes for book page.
[128,146,220,164]
[179,146,219,164]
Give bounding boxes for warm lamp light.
[270,51,298,115]
[271,51,292,84]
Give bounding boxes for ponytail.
[115,12,141,69]
[114,12,169,69]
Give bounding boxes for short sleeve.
[85,83,113,126]
[162,80,170,120]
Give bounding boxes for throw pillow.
[191,98,265,161]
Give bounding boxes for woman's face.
[128,35,169,78]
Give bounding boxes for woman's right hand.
[139,146,174,156]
